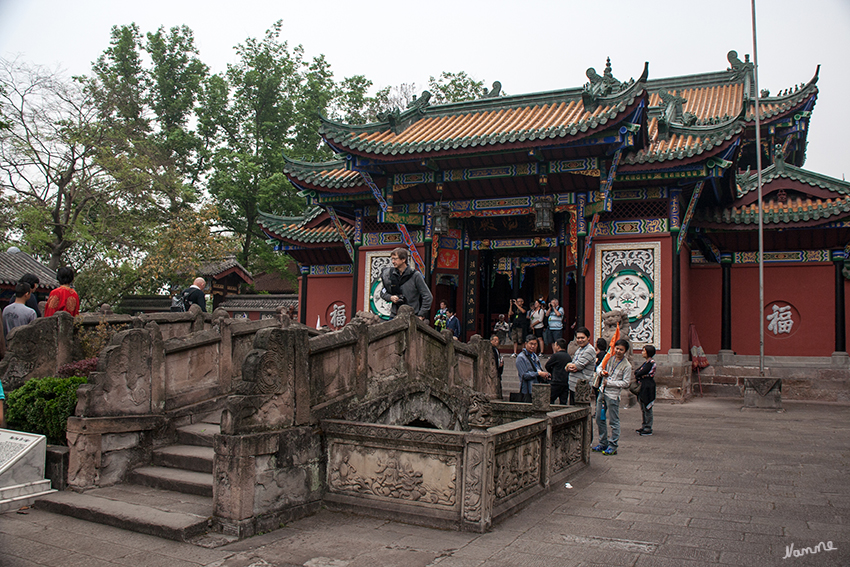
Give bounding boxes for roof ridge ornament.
[482,81,502,98]
[406,90,432,111]
[657,90,696,138]
[582,57,641,112]
[774,143,786,172]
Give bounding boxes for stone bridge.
[9,305,590,536]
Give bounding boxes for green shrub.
[6,376,87,445]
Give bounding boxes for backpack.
[171,289,192,312]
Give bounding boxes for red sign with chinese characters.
[325,302,348,330]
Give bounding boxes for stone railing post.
[291,327,311,426]
[218,318,233,395]
[461,428,495,532]
[353,319,369,398]
[146,322,166,414]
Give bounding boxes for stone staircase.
[35,413,221,542]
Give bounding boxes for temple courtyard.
[1,394,848,567]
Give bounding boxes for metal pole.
[751,0,765,376]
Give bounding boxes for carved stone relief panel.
[494,438,541,501]
[551,423,583,474]
[463,442,483,522]
[96,328,152,415]
[327,442,458,508]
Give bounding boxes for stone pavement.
[2,398,849,567]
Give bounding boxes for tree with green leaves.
[203,21,372,272]
[0,57,140,272]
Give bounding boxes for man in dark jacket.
[546,338,572,405]
[445,307,461,338]
[380,248,433,320]
[182,277,207,312]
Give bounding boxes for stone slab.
[33,489,210,542]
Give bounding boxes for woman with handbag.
[634,345,657,436]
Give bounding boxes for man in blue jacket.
[445,307,461,339]
[515,334,550,399]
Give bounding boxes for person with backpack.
[180,277,207,312]
[379,248,432,320]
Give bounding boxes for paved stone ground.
[2,398,849,567]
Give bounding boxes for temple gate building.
[260,51,849,399]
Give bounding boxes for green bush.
[6,376,87,445]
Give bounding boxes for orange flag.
[599,323,620,371]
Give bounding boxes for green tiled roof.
[283,156,364,190]
[698,195,850,226]
[319,64,648,157]
[258,207,352,244]
[624,117,743,165]
[738,157,850,198]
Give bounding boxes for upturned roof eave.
[738,162,850,199]
[623,122,743,166]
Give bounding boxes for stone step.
[34,485,211,542]
[176,422,219,447]
[152,445,215,474]
[127,466,213,497]
[200,409,222,424]
[693,383,744,397]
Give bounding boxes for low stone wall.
[65,313,283,489]
[321,402,589,532]
[0,308,214,393]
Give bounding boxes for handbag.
[629,379,641,395]
[592,372,602,390]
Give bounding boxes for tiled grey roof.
[0,250,59,288]
[199,256,253,282]
[219,294,298,311]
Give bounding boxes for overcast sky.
[1,0,848,179]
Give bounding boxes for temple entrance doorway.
[479,250,553,343]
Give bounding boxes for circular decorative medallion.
[325,302,348,330]
[763,301,800,338]
[370,280,393,320]
[602,269,654,322]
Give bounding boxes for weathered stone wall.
[213,309,588,535]
[65,314,283,489]
[0,306,217,394]
[0,312,74,391]
[213,426,324,538]
[690,353,850,402]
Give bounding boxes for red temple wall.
[688,265,722,353]
[298,274,353,329]
[689,263,836,356]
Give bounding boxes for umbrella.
[688,323,709,396]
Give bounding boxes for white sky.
[1,0,848,179]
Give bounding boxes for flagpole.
[751,0,765,376]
